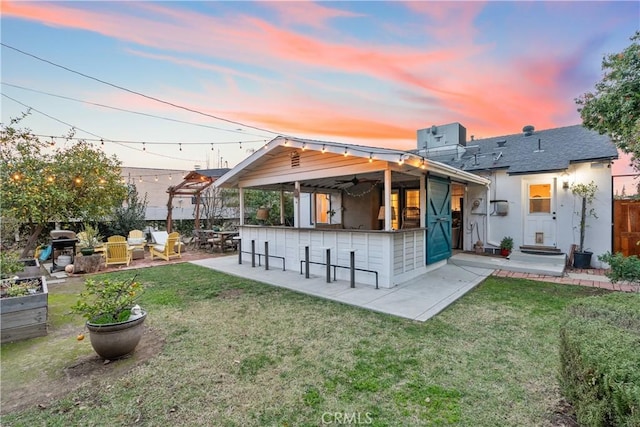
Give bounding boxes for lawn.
[1,263,608,426]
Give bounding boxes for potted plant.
[570,181,598,268]
[500,236,513,257]
[71,276,146,359]
[78,224,103,256]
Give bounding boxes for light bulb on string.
[344,147,349,157]
[211,143,214,151]
[421,158,426,169]
[239,141,242,150]
[155,176,158,182]
[139,176,143,183]
[169,174,172,180]
[49,137,55,147]
[321,145,326,154]
[369,153,373,163]
[302,142,307,151]
[179,143,182,152]
[143,142,146,151]
[100,139,104,146]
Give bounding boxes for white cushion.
[153,244,165,252]
[151,231,168,245]
[128,237,145,245]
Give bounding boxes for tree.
[243,189,294,225]
[576,31,640,170]
[1,114,127,257]
[108,183,148,237]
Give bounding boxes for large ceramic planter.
[86,311,147,359]
[573,251,593,269]
[0,276,48,343]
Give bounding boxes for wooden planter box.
[0,277,48,343]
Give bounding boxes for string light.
[155,176,158,182]
[211,143,214,151]
[344,147,349,157]
[74,176,82,185]
[169,174,172,180]
[100,138,104,146]
[301,142,307,151]
[49,136,55,147]
[47,175,55,183]
[321,145,326,153]
[179,143,182,152]
[369,153,373,163]
[398,155,404,165]
[139,176,143,183]
[142,142,146,151]
[239,141,242,150]
[12,173,20,180]
[421,158,426,169]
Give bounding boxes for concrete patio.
[192,254,494,322]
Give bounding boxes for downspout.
[484,173,500,248]
[484,185,500,248]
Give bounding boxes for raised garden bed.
[1,276,48,343]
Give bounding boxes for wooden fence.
[613,199,640,257]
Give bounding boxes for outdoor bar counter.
[237,225,442,289]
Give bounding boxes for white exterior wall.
[482,162,613,267]
[238,226,439,288]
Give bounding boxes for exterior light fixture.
[321,145,326,153]
[369,153,373,163]
[561,171,570,189]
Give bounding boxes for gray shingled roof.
[422,125,618,175]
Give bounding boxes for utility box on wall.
[494,201,508,216]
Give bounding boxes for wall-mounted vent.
[290,151,300,168]
[523,125,535,136]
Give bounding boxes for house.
[417,123,619,266]
[214,136,490,289]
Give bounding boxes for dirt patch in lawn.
[1,272,168,415]
[2,325,165,415]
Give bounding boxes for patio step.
[449,251,566,277]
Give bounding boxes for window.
[315,193,330,223]
[529,184,551,213]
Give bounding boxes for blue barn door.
[426,175,452,264]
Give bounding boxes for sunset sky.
[1,1,638,180]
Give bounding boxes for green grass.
[1,263,610,426]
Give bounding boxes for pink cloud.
[258,1,365,29]
[2,1,589,143]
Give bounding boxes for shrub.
[598,252,640,290]
[559,293,640,426]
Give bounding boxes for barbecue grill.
[49,230,78,273]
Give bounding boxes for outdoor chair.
[150,232,182,261]
[104,241,133,267]
[127,229,146,250]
